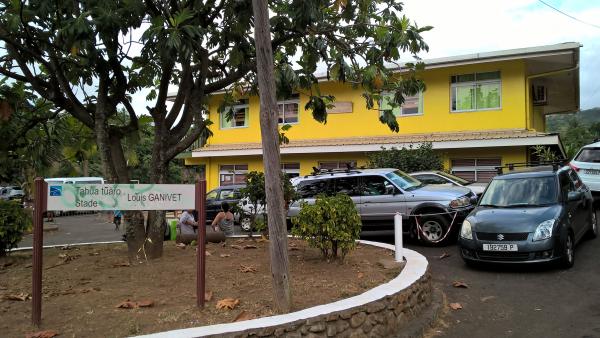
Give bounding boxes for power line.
[538,0,600,30]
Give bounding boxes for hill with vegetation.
[546,107,600,158]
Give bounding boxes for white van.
[45,177,105,185]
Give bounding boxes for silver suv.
[288,168,475,245]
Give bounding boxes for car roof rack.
[302,165,362,178]
[495,159,567,174]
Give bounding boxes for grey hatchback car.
[288,168,476,245]
[459,165,597,268]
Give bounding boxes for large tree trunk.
[252,0,292,314]
[145,116,168,259]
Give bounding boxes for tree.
[367,143,443,172]
[0,0,429,294]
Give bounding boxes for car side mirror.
[470,196,479,205]
[567,191,583,202]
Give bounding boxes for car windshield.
[436,171,471,185]
[385,170,423,191]
[479,176,558,207]
[575,148,600,163]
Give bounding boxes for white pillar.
[394,212,404,262]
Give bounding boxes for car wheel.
[240,216,253,232]
[418,215,450,246]
[560,232,575,269]
[587,211,598,239]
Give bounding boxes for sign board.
[46,184,195,211]
[327,101,353,114]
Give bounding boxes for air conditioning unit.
[532,85,547,105]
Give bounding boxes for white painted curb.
[132,240,429,338]
[11,241,123,252]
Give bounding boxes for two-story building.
[181,42,580,190]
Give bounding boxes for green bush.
[367,142,443,172]
[0,200,31,256]
[291,194,361,260]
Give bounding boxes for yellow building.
[180,42,580,190]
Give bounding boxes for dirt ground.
[0,238,400,338]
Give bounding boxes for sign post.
[196,180,206,308]
[32,180,203,325]
[32,178,46,327]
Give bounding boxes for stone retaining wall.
[136,242,431,338]
[209,270,432,338]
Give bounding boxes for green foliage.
[0,200,31,256]
[292,194,361,260]
[367,142,443,172]
[546,108,600,158]
[531,145,560,162]
[239,171,297,232]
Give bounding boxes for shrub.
[0,200,31,256]
[367,142,443,172]
[291,194,361,260]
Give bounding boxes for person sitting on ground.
[176,208,198,244]
[211,202,234,237]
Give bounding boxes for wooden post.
[32,178,47,326]
[196,180,206,308]
[251,0,292,313]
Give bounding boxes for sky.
[130,0,600,114]
[400,0,600,109]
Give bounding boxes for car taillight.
[569,163,579,172]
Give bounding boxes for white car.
[570,141,600,196]
[409,170,487,197]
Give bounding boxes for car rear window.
[575,148,600,163]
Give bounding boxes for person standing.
[113,209,122,231]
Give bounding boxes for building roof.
[191,129,565,158]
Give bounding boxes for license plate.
[584,169,600,175]
[482,243,518,251]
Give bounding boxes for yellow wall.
[185,147,527,189]
[205,59,529,145]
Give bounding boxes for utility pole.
[251,0,292,313]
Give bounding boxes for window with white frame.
[319,161,357,171]
[451,71,501,112]
[219,164,248,186]
[281,163,300,178]
[220,100,249,129]
[278,95,299,124]
[451,158,501,183]
[380,91,423,116]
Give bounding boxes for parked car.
[569,141,600,199]
[205,185,245,223]
[288,168,476,245]
[458,165,596,268]
[410,170,487,197]
[0,186,24,201]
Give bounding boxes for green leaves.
[0,200,31,256]
[305,95,334,124]
[367,143,443,173]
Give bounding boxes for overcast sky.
[401,0,600,109]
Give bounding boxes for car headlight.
[450,196,470,208]
[532,219,555,241]
[460,219,473,240]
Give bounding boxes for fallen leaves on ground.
[357,272,364,279]
[25,329,58,338]
[112,262,131,267]
[216,298,240,310]
[257,236,268,243]
[115,299,155,309]
[239,265,257,273]
[449,303,463,310]
[220,254,231,258]
[4,293,30,301]
[205,251,212,256]
[205,291,213,302]
[230,245,243,250]
[480,296,496,303]
[88,252,100,256]
[439,252,451,259]
[137,300,154,308]
[1,261,14,268]
[233,310,256,322]
[243,244,257,249]
[176,243,186,249]
[452,281,469,288]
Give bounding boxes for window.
[318,161,357,170]
[296,179,331,199]
[281,163,300,178]
[574,148,600,162]
[413,174,449,185]
[451,158,501,183]
[332,177,361,196]
[206,189,218,200]
[220,101,249,128]
[278,95,299,124]
[219,189,240,200]
[380,92,423,116]
[361,176,396,196]
[480,176,558,206]
[451,71,501,112]
[219,164,248,186]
